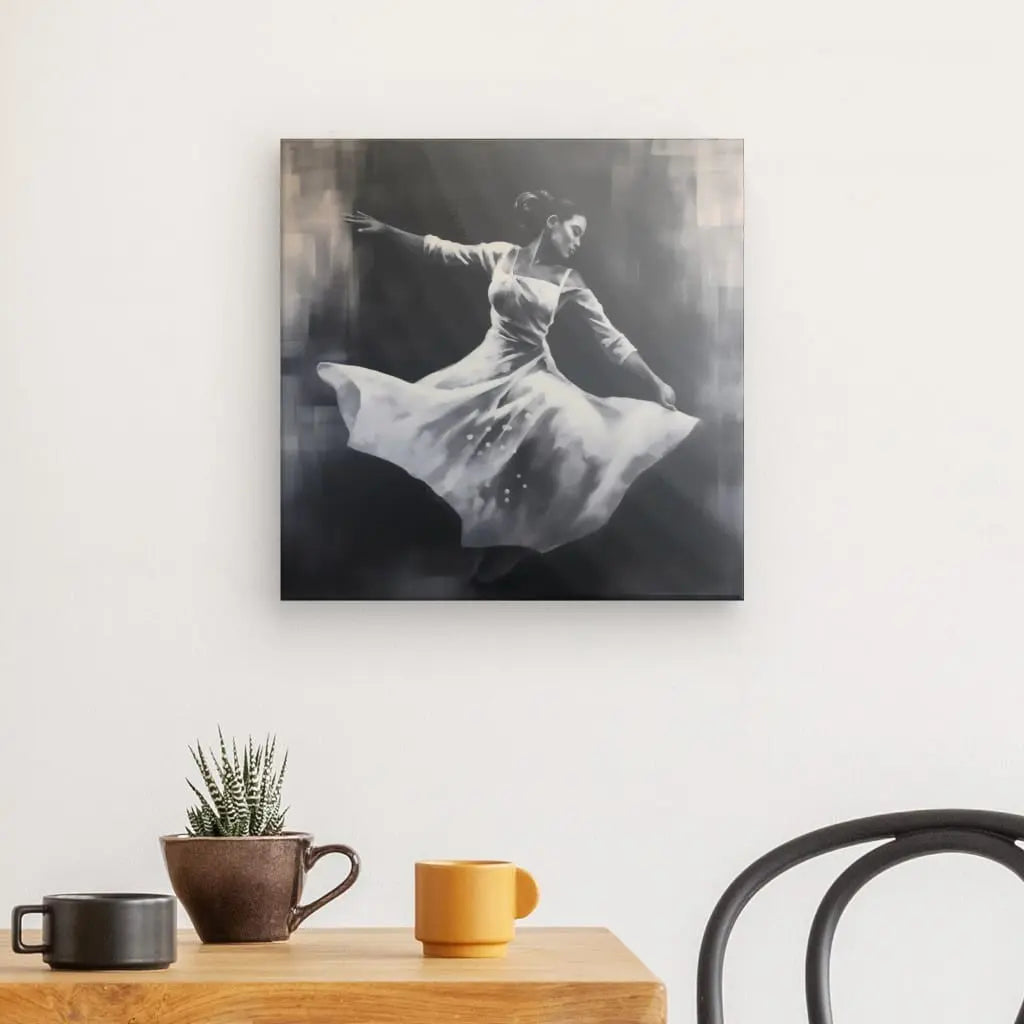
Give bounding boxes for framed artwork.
[281,139,743,599]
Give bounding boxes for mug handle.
[11,905,49,955]
[288,843,361,932]
[515,867,540,919]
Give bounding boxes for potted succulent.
[161,730,360,943]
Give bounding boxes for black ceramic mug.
[11,893,176,970]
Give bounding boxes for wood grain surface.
[0,926,667,1023]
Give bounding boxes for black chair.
[697,810,1024,1023]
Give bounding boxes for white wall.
[2,0,1022,1020]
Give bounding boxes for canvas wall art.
[281,139,743,599]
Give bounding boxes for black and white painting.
[281,140,742,599]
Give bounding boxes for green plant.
[185,728,289,837]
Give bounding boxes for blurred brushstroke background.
[281,139,742,599]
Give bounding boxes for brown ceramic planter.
[160,832,359,943]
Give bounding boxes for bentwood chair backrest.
[697,810,1024,1024]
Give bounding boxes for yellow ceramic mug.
[415,860,540,958]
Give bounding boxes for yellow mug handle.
[515,867,540,919]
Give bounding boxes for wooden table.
[0,926,666,1023]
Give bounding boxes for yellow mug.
[414,860,540,958]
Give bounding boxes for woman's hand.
[622,353,678,410]
[344,210,388,235]
[653,378,676,410]
[343,213,427,257]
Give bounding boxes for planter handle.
[289,843,361,932]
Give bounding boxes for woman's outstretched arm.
[560,271,677,410]
[345,211,512,272]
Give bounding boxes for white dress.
[317,233,699,553]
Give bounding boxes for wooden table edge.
[0,927,667,1024]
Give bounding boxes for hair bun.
[513,190,556,231]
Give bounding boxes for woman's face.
[546,213,587,262]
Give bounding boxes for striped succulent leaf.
[212,752,241,835]
[200,803,218,836]
[186,779,219,823]
[191,743,230,826]
[260,736,276,806]
[189,744,219,805]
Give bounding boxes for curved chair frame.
[697,810,1024,1024]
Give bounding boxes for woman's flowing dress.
[317,234,698,552]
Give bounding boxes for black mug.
[11,893,176,970]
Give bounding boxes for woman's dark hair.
[513,190,581,235]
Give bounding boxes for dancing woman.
[318,189,699,578]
